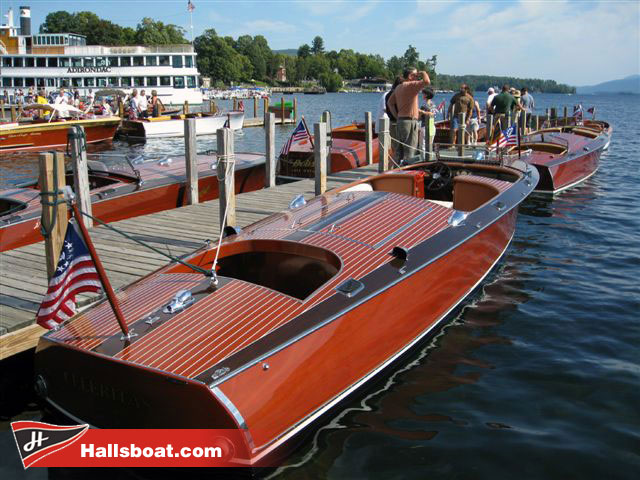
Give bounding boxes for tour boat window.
[59,57,70,67]
[133,56,144,67]
[121,77,132,87]
[2,57,11,67]
[14,58,23,67]
[46,79,56,87]
[160,76,171,86]
[2,78,11,87]
[107,57,118,67]
[49,57,58,67]
[13,78,23,87]
[46,37,51,45]
[95,57,107,67]
[185,55,193,68]
[72,78,82,87]
[187,76,196,88]
[173,76,185,89]
[97,78,107,87]
[133,77,144,87]
[36,58,46,68]
[84,57,94,67]
[172,56,183,68]
[25,58,34,67]
[120,57,132,67]
[71,58,82,67]
[25,78,35,87]
[159,56,170,66]
[146,56,157,66]
[108,77,119,86]
[84,78,95,87]
[146,77,158,86]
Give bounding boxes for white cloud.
[242,19,297,34]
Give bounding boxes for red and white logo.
[11,421,88,469]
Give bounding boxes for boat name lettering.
[63,371,150,409]
[66,66,112,74]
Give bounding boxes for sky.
[3,0,639,86]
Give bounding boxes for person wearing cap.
[419,87,437,153]
[486,87,497,112]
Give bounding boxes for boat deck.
[0,165,379,358]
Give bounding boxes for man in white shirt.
[486,87,497,112]
[138,89,149,118]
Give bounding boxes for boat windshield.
[0,197,28,218]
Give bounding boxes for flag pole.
[301,115,314,149]
[71,202,130,338]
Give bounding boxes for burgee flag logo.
[11,421,89,468]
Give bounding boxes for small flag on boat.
[280,120,310,157]
[503,124,517,147]
[573,104,583,117]
[187,0,195,12]
[36,221,101,329]
[587,107,595,114]
[435,100,446,113]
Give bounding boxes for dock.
[0,164,379,359]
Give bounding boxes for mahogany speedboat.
[279,122,380,177]
[510,125,609,193]
[0,116,120,153]
[119,111,244,139]
[34,153,538,466]
[0,153,265,252]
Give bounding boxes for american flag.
[573,104,583,118]
[187,0,195,12]
[435,100,446,113]
[587,107,595,114]
[280,120,310,157]
[488,125,517,151]
[36,221,101,329]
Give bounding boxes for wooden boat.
[511,125,609,193]
[0,153,265,252]
[0,116,120,153]
[119,111,244,139]
[34,154,538,466]
[279,122,380,177]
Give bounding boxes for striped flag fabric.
[36,221,101,329]
[280,120,310,157]
[488,124,516,151]
[435,100,446,113]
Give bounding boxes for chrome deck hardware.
[163,289,194,314]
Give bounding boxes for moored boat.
[0,115,120,153]
[119,111,244,139]
[279,122,380,177]
[0,152,265,252]
[434,117,487,144]
[511,124,609,193]
[34,152,538,466]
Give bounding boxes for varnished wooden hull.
[0,117,120,153]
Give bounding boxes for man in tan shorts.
[387,67,431,162]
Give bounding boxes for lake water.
[0,92,638,479]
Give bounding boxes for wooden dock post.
[263,97,269,119]
[563,106,568,125]
[425,112,434,159]
[10,104,17,122]
[533,114,539,131]
[209,99,216,113]
[1,100,5,120]
[486,113,495,145]
[457,112,466,156]
[378,117,390,173]
[118,97,124,118]
[68,126,93,228]
[253,96,258,117]
[519,109,527,136]
[293,97,298,122]
[314,122,328,195]
[233,98,238,111]
[184,118,199,205]
[280,96,286,123]
[217,127,236,228]
[364,111,373,165]
[264,112,276,188]
[550,107,557,126]
[39,152,68,279]
[449,106,456,144]
[183,100,189,114]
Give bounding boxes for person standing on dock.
[486,87,497,112]
[447,84,474,144]
[138,90,149,118]
[490,85,522,134]
[387,68,431,162]
[379,76,403,149]
[520,87,535,133]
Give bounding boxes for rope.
[210,154,235,286]
[39,152,63,237]
[74,207,212,277]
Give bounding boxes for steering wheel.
[426,162,452,191]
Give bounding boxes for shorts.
[452,116,460,130]
[470,118,479,131]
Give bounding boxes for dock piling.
[184,118,199,205]
[378,117,390,173]
[364,111,373,165]
[253,97,258,118]
[533,114,539,131]
[424,112,434,159]
[280,97,286,123]
[265,112,276,188]
[486,113,495,144]
[563,106,568,125]
[1,100,5,120]
[457,112,466,157]
[314,122,328,195]
[10,104,16,122]
[217,128,236,228]
[293,97,298,123]
[183,101,189,114]
[39,152,68,279]
[68,126,93,228]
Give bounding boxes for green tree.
[194,29,252,84]
[135,18,188,45]
[297,44,311,58]
[311,36,325,55]
[386,56,404,77]
[402,45,419,68]
[319,71,343,92]
[336,49,358,79]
